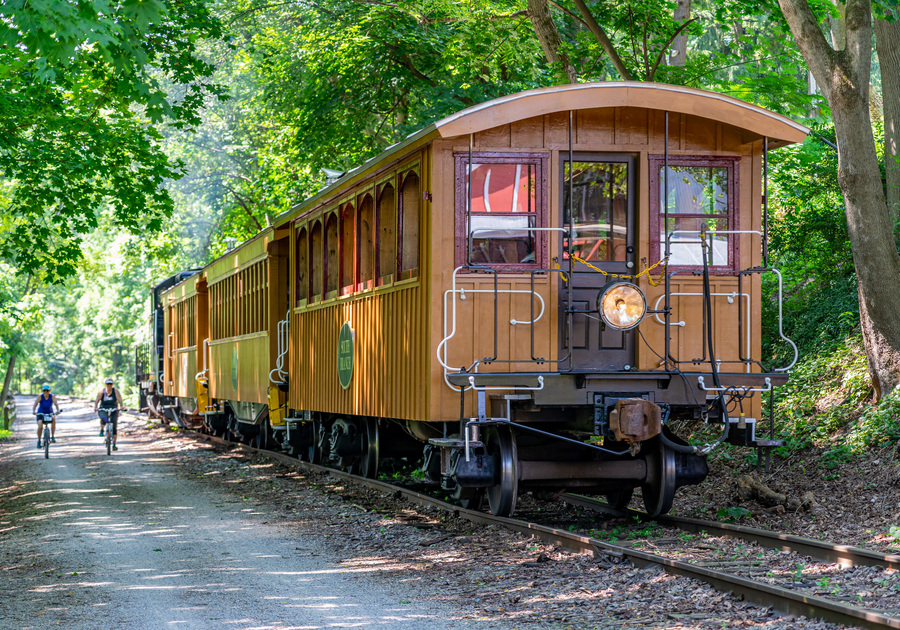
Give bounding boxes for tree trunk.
[527,0,577,84]
[875,16,900,226]
[779,0,900,399]
[1,354,15,430]
[668,0,690,66]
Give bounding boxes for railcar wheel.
[452,487,484,511]
[641,439,676,517]
[328,418,362,472]
[310,419,326,465]
[605,487,634,510]
[289,422,318,462]
[253,422,270,450]
[485,425,518,517]
[358,418,379,479]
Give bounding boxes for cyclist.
[32,384,59,448]
[94,378,123,451]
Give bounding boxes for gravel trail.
[0,396,501,629]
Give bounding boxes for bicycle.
[98,408,120,455]
[36,413,53,459]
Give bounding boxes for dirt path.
[0,396,501,629]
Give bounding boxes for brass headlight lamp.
[597,282,647,331]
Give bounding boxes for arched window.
[340,202,355,294]
[309,220,323,300]
[357,193,375,289]
[325,212,339,295]
[400,172,420,278]
[296,226,308,303]
[377,182,396,285]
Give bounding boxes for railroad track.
[562,493,900,571]
[190,430,900,630]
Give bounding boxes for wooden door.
[560,154,637,371]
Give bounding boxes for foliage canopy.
[0,0,223,282]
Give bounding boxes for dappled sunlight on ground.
[2,393,466,626]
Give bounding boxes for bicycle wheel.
[44,426,50,459]
[106,433,111,456]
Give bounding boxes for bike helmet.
[42,384,50,391]
[105,378,114,385]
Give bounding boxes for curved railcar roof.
[278,81,808,224]
[433,82,808,145]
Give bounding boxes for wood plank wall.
[161,279,199,399]
[288,152,431,422]
[430,107,767,422]
[289,283,427,420]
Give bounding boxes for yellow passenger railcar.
[159,271,206,428]
[149,82,807,517]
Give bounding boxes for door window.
[563,162,629,263]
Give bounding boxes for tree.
[0,0,224,282]
[228,0,545,172]
[669,0,692,66]
[0,268,41,413]
[778,0,900,398]
[875,13,900,225]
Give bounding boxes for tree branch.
[527,0,578,84]
[373,35,477,106]
[777,0,839,98]
[647,18,697,81]
[570,0,635,81]
[223,185,263,231]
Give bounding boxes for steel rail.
[184,432,900,629]
[561,493,900,571]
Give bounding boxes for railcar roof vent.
[322,168,345,186]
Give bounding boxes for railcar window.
[358,194,375,289]
[563,162,628,262]
[187,297,196,347]
[378,183,397,285]
[400,172,420,278]
[650,156,738,269]
[340,203,355,294]
[325,212,339,295]
[455,153,546,268]
[238,274,245,335]
[251,264,258,332]
[310,220,323,300]
[262,260,268,327]
[296,227,308,303]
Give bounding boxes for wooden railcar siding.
[201,230,276,407]
[206,260,271,406]
[173,349,198,399]
[432,107,768,422]
[161,277,200,399]
[288,153,430,422]
[440,276,555,373]
[289,283,427,421]
[208,333,269,404]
